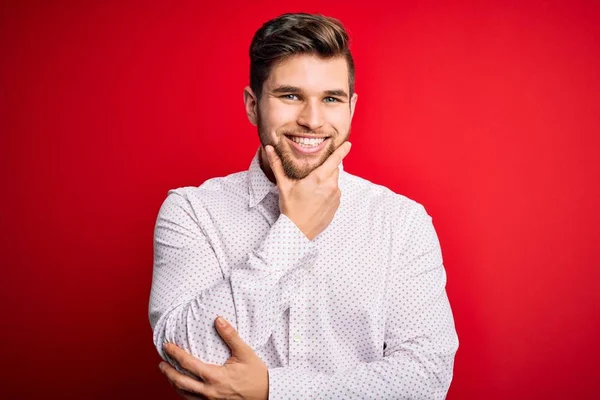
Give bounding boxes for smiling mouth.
[284,134,331,155]
[284,135,329,148]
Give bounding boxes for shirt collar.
[248,148,276,209]
[247,146,346,209]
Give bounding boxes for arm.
[268,203,459,399]
[149,189,316,366]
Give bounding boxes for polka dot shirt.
[149,148,459,399]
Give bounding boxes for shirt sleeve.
[267,203,459,399]
[149,190,317,368]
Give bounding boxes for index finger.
[163,343,216,382]
[314,141,352,177]
[160,362,208,394]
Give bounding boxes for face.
[244,54,358,180]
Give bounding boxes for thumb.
[215,317,252,358]
[264,145,288,187]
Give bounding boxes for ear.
[244,86,258,126]
[349,92,358,121]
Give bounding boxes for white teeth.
[289,136,326,147]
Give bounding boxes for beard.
[257,111,347,180]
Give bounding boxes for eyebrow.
[271,85,349,99]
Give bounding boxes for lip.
[285,134,330,139]
[285,135,330,155]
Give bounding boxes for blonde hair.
[249,13,355,99]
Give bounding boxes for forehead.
[265,54,349,92]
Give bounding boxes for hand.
[265,141,351,240]
[160,317,268,400]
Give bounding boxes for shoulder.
[158,170,249,216]
[342,171,429,223]
[343,173,442,269]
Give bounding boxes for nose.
[296,99,324,131]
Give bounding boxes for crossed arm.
[160,316,269,400]
[149,188,458,399]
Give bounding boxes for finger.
[314,141,351,178]
[163,343,216,382]
[329,165,340,182]
[160,362,210,397]
[215,316,252,358]
[264,145,289,187]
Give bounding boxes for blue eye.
[281,94,299,100]
[324,97,341,103]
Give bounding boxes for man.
[149,12,458,400]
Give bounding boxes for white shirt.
[149,148,459,399]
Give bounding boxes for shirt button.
[293,333,301,343]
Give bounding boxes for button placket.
[297,274,309,367]
[289,271,308,367]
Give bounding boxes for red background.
[2,0,599,398]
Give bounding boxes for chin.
[282,154,328,180]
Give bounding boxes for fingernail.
[216,316,227,327]
[159,362,165,372]
[265,145,273,153]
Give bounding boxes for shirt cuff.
[253,213,318,271]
